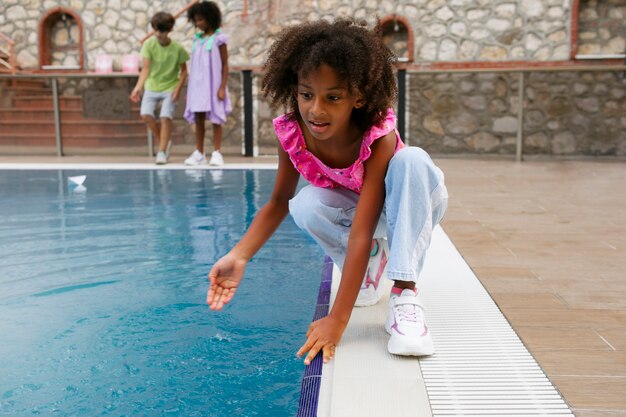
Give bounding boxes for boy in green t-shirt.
[131,12,189,165]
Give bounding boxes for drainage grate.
[419,228,574,416]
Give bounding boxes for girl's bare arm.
[297,131,396,364]
[218,44,228,99]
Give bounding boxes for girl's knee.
[289,186,352,231]
[289,186,318,227]
[388,147,435,177]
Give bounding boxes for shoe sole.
[387,331,435,356]
[354,294,382,307]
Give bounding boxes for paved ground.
[437,157,626,417]
[1,153,625,416]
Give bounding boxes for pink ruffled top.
[273,108,404,193]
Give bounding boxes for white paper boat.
[68,175,86,186]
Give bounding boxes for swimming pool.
[0,169,323,416]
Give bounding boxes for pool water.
[0,169,323,416]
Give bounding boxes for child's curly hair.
[187,1,222,30]
[262,19,397,132]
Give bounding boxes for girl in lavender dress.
[184,1,231,166]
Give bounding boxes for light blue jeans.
[289,147,448,283]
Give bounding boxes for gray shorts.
[140,90,176,119]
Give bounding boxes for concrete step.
[12,95,83,109]
[0,79,49,89]
[0,108,82,121]
[2,86,52,96]
[0,132,153,148]
[0,111,52,121]
[1,120,148,136]
[0,108,142,122]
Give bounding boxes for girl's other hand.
[296,315,347,365]
[217,86,226,101]
[207,253,247,311]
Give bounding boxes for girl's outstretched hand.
[297,315,347,365]
[207,253,247,311]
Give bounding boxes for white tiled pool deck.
[2,154,625,417]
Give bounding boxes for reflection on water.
[0,169,322,417]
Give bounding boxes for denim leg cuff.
[386,270,418,283]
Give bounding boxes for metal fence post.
[515,71,525,162]
[147,129,153,157]
[397,69,406,142]
[51,77,63,157]
[243,69,254,157]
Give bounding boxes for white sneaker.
[386,288,435,356]
[209,150,224,166]
[155,151,167,165]
[184,150,207,166]
[355,238,388,307]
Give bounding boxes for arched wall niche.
[570,0,626,59]
[38,7,84,70]
[380,15,414,63]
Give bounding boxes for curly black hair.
[262,18,397,132]
[187,1,222,30]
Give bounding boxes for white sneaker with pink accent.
[355,238,388,307]
[385,288,435,356]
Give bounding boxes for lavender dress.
[184,30,232,125]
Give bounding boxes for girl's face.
[296,64,364,142]
[193,16,211,32]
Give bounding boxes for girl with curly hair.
[207,19,448,364]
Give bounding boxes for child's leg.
[158,92,176,153]
[384,147,448,286]
[289,185,386,270]
[212,123,222,152]
[383,147,447,356]
[140,91,160,146]
[194,113,206,153]
[142,115,160,145]
[159,118,172,153]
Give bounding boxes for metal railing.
[397,63,626,161]
[0,72,139,157]
[1,63,625,160]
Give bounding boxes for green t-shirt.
[140,37,189,92]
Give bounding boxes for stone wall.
[407,72,520,155]
[523,71,626,156]
[0,0,581,69]
[406,70,626,157]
